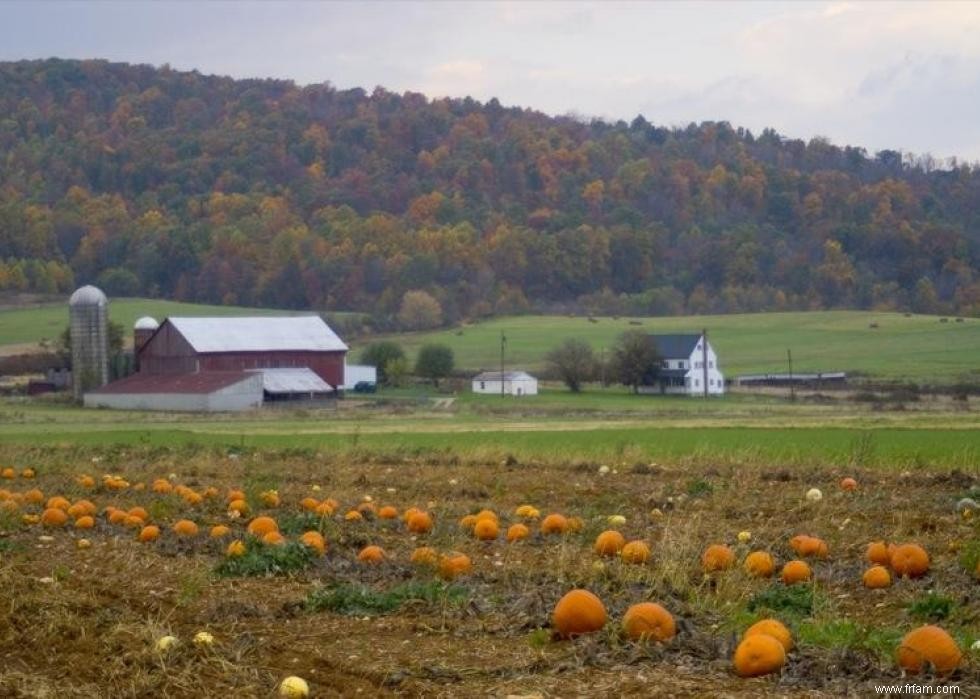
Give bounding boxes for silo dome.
[134,316,159,330]
[69,285,108,307]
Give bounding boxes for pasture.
[375,310,980,383]
[0,297,359,351]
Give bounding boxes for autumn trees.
[0,59,978,319]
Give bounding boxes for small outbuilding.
[472,371,538,397]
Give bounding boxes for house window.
[709,361,714,368]
[694,379,700,387]
[662,360,669,368]
[695,361,702,369]
[480,381,485,389]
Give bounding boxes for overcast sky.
[3,1,980,160]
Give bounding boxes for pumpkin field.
[0,444,978,698]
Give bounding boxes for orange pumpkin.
[246,516,279,537]
[23,488,44,505]
[227,499,249,515]
[358,545,385,564]
[410,546,439,566]
[552,589,607,638]
[0,468,13,479]
[21,468,35,479]
[172,519,199,537]
[744,618,793,652]
[344,509,363,522]
[40,507,68,527]
[540,513,568,535]
[458,514,477,531]
[226,539,246,557]
[862,565,891,589]
[378,505,399,520]
[733,634,786,677]
[473,517,499,541]
[475,509,498,523]
[108,509,128,525]
[152,479,173,494]
[781,560,812,585]
[593,530,626,557]
[438,552,472,580]
[299,531,326,556]
[840,477,858,491]
[138,525,160,543]
[622,602,675,642]
[621,540,651,564]
[506,523,530,542]
[701,544,735,572]
[226,489,246,503]
[866,541,891,566]
[896,625,961,675]
[128,506,149,521]
[299,497,320,512]
[209,525,231,539]
[74,515,95,529]
[790,535,828,558]
[261,530,286,546]
[744,551,775,578]
[46,496,70,511]
[123,515,144,529]
[407,511,433,534]
[890,543,929,578]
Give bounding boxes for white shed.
[341,363,378,390]
[472,371,538,396]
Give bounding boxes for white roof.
[69,285,107,306]
[167,316,348,353]
[472,371,536,381]
[251,368,334,394]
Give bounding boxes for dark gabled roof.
[648,333,702,359]
[88,371,255,395]
[658,369,690,379]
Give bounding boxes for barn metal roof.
[88,371,255,395]
[166,316,348,353]
[251,368,333,394]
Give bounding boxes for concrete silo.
[69,285,109,400]
[133,316,159,371]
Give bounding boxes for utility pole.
[500,331,506,398]
[787,348,795,401]
[702,327,709,398]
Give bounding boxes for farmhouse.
[472,371,538,396]
[85,315,347,411]
[640,332,725,396]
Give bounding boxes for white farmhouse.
[472,371,538,396]
[640,332,725,396]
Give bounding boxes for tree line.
[0,58,978,322]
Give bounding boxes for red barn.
[138,316,348,388]
[85,315,349,411]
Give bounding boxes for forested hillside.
[1,58,979,325]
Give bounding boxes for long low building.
[85,371,264,411]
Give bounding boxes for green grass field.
[2,391,978,468]
[0,298,321,349]
[375,311,980,383]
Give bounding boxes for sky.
[2,1,980,160]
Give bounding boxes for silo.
[133,316,159,371]
[69,285,109,400]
